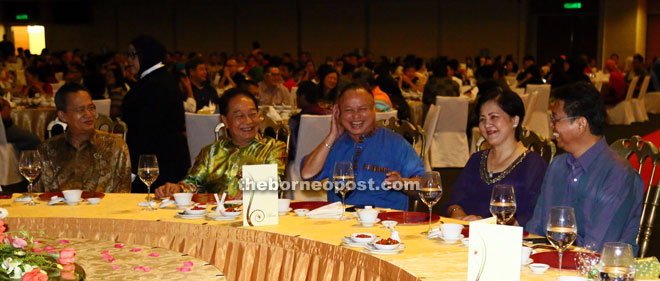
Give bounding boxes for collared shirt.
[191,82,219,111]
[180,136,287,199]
[258,82,292,105]
[35,130,132,193]
[525,138,644,252]
[301,127,425,210]
[140,62,165,79]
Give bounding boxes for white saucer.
[278,208,292,216]
[356,218,381,227]
[522,258,534,266]
[47,197,64,205]
[206,213,239,221]
[363,243,405,255]
[439,234,464,244]
[64,199,82,206]
[341,235,379,248]
[175,212,205,219]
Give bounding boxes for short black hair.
[54,83,90,111]
[217,88,259,116]
[551,81,606,136]
[633,54,644,63]
[475,88,525,141]
[297,81,321,104]
[185,58,205,75]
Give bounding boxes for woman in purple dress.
[445,88,547,227]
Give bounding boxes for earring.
[513,124,518,128]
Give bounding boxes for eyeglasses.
[69,104,97,114]
[548,114,578,125]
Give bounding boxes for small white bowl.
[294,209,309,216]
[87,198,101,205]
[357,218,380,227]
[461,238,469,247]
[528,263,550,274]
[372,240,401,250]
[381,220,398,228]
[220,209,242,217]
[65,200,80,206]
[184,207,207,215]
[350,233,377,244]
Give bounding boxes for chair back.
[638,75,651,101]
[260,115,291,156]
[0,120,22,185]
[214,122,225,141]
[95,114,127,140]
[184,113,221,163]
[432,96,470,168]
[46,117,68,139]
[609,135,660,257]
[378,117,425,158]
[512,87,525,96]
[476,127,556,164]
[524,84,551,139]
[625,76,639,101]
[92,99,111,117]
[522,91,539,127]
[422,104,441,171]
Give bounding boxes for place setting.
[204,193,242,221]
[362,225,405,255]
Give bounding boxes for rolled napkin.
[266,106,283,121]
[306,202,342,219]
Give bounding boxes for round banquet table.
[2,194,600,281]
[10,107,58,141]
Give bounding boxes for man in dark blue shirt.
[185,58,218,112]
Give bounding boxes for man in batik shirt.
[155,89,287,200]
[35,83,131,192]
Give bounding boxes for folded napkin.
[266,106,283,121]
[306,202,342,219]
[427,227,442,239]
[14,196,32,202]
[137,201,157,207]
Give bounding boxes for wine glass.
[599,242,636,280]
[138,155,159,211]
[546,206,577,276]
[333,161,354,221]
[418,171,442,234]
[19,150,42,206]
[489,184,516,224]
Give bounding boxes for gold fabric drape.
[10,107,58,141]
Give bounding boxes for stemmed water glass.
[489,184,516,225]
[599,242,636,280]
[418,171,442,234]
[333,161,354,221]
[546,206,577,276]
[138,155,159,211]
[19,150,41,205]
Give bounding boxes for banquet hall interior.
[1,0,660,280]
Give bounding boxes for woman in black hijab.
[121,35,191,193]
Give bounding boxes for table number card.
[467,217,523,281]
[242,164,279,227]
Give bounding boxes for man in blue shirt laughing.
[525,82,644,252]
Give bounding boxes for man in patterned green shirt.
[155,89,287,200]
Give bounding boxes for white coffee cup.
[440,223,464,239]
[357,206,379,222]
[62,190,83,203]
[278,199,291,213]
[521,246,535,264]
[173,193,193,206]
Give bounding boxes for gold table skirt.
[3,194,591,281]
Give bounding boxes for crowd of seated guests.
[1,36,656,252]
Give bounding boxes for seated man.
[1,98,40,153]
[155,89,287,199]
[525,82,644,251]
[258,65,292,106]
[185,58,219,112]
[35,83,131,192]
[301,84,425,210]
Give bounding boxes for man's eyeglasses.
[69,104,97,114]
[548,114,578,125]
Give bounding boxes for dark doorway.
[536,14,599,65]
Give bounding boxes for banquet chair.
[524,84,551,139]
[422,105,441,171]
[512,87,525,96]
[521,91,539,127]
[377,117,425,159]
[46,117,68,139]
[476,127,556,164]
[95,114,127,140]
[645,90,660,114]
[214,122,225,141]
[606,76,638,125]
[260,115,291,156]
[0,119,22,186]
[630,75,650,123]
[92,99,111,117]
[609,135,660,257]
[432,96,470,168]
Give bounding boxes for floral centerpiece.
[0,216,79,280]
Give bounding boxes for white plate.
[439,234,464,244]
[356,218,381,227]
[175,213,205,219]
[363,243,405,255]
[341,236,379,248]
[206,213,240,221]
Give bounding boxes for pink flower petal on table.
[176,267,191,272]
[114,243,125,248]
[34,240,43,244]
[183,261,193,267]
[148,253,160,257]
[108,258,116,263]
[101,250,110,254]
[30,247,42,253]
[133,266,143,271]
[57,239,70,244]
[44,246,54,251]
[102,254,112,260]
[142,267,151,272]
[111,265,119,270]
[129,248,141,252]
[47,250,57,254]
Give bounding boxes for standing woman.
[121,35,191,193]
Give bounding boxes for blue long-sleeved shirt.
[525,138,644,252]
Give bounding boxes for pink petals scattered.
[57,239,70,244]
[129,248,142,252]
[176,261,194,272]
[101,251,115,263]
[43,246,56,254]
[30,247,42,253]
[148,253,160,257]
[133,266,151,272]
[111,265,119,270]
[114,243,125,248]
[101,250,109,255]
